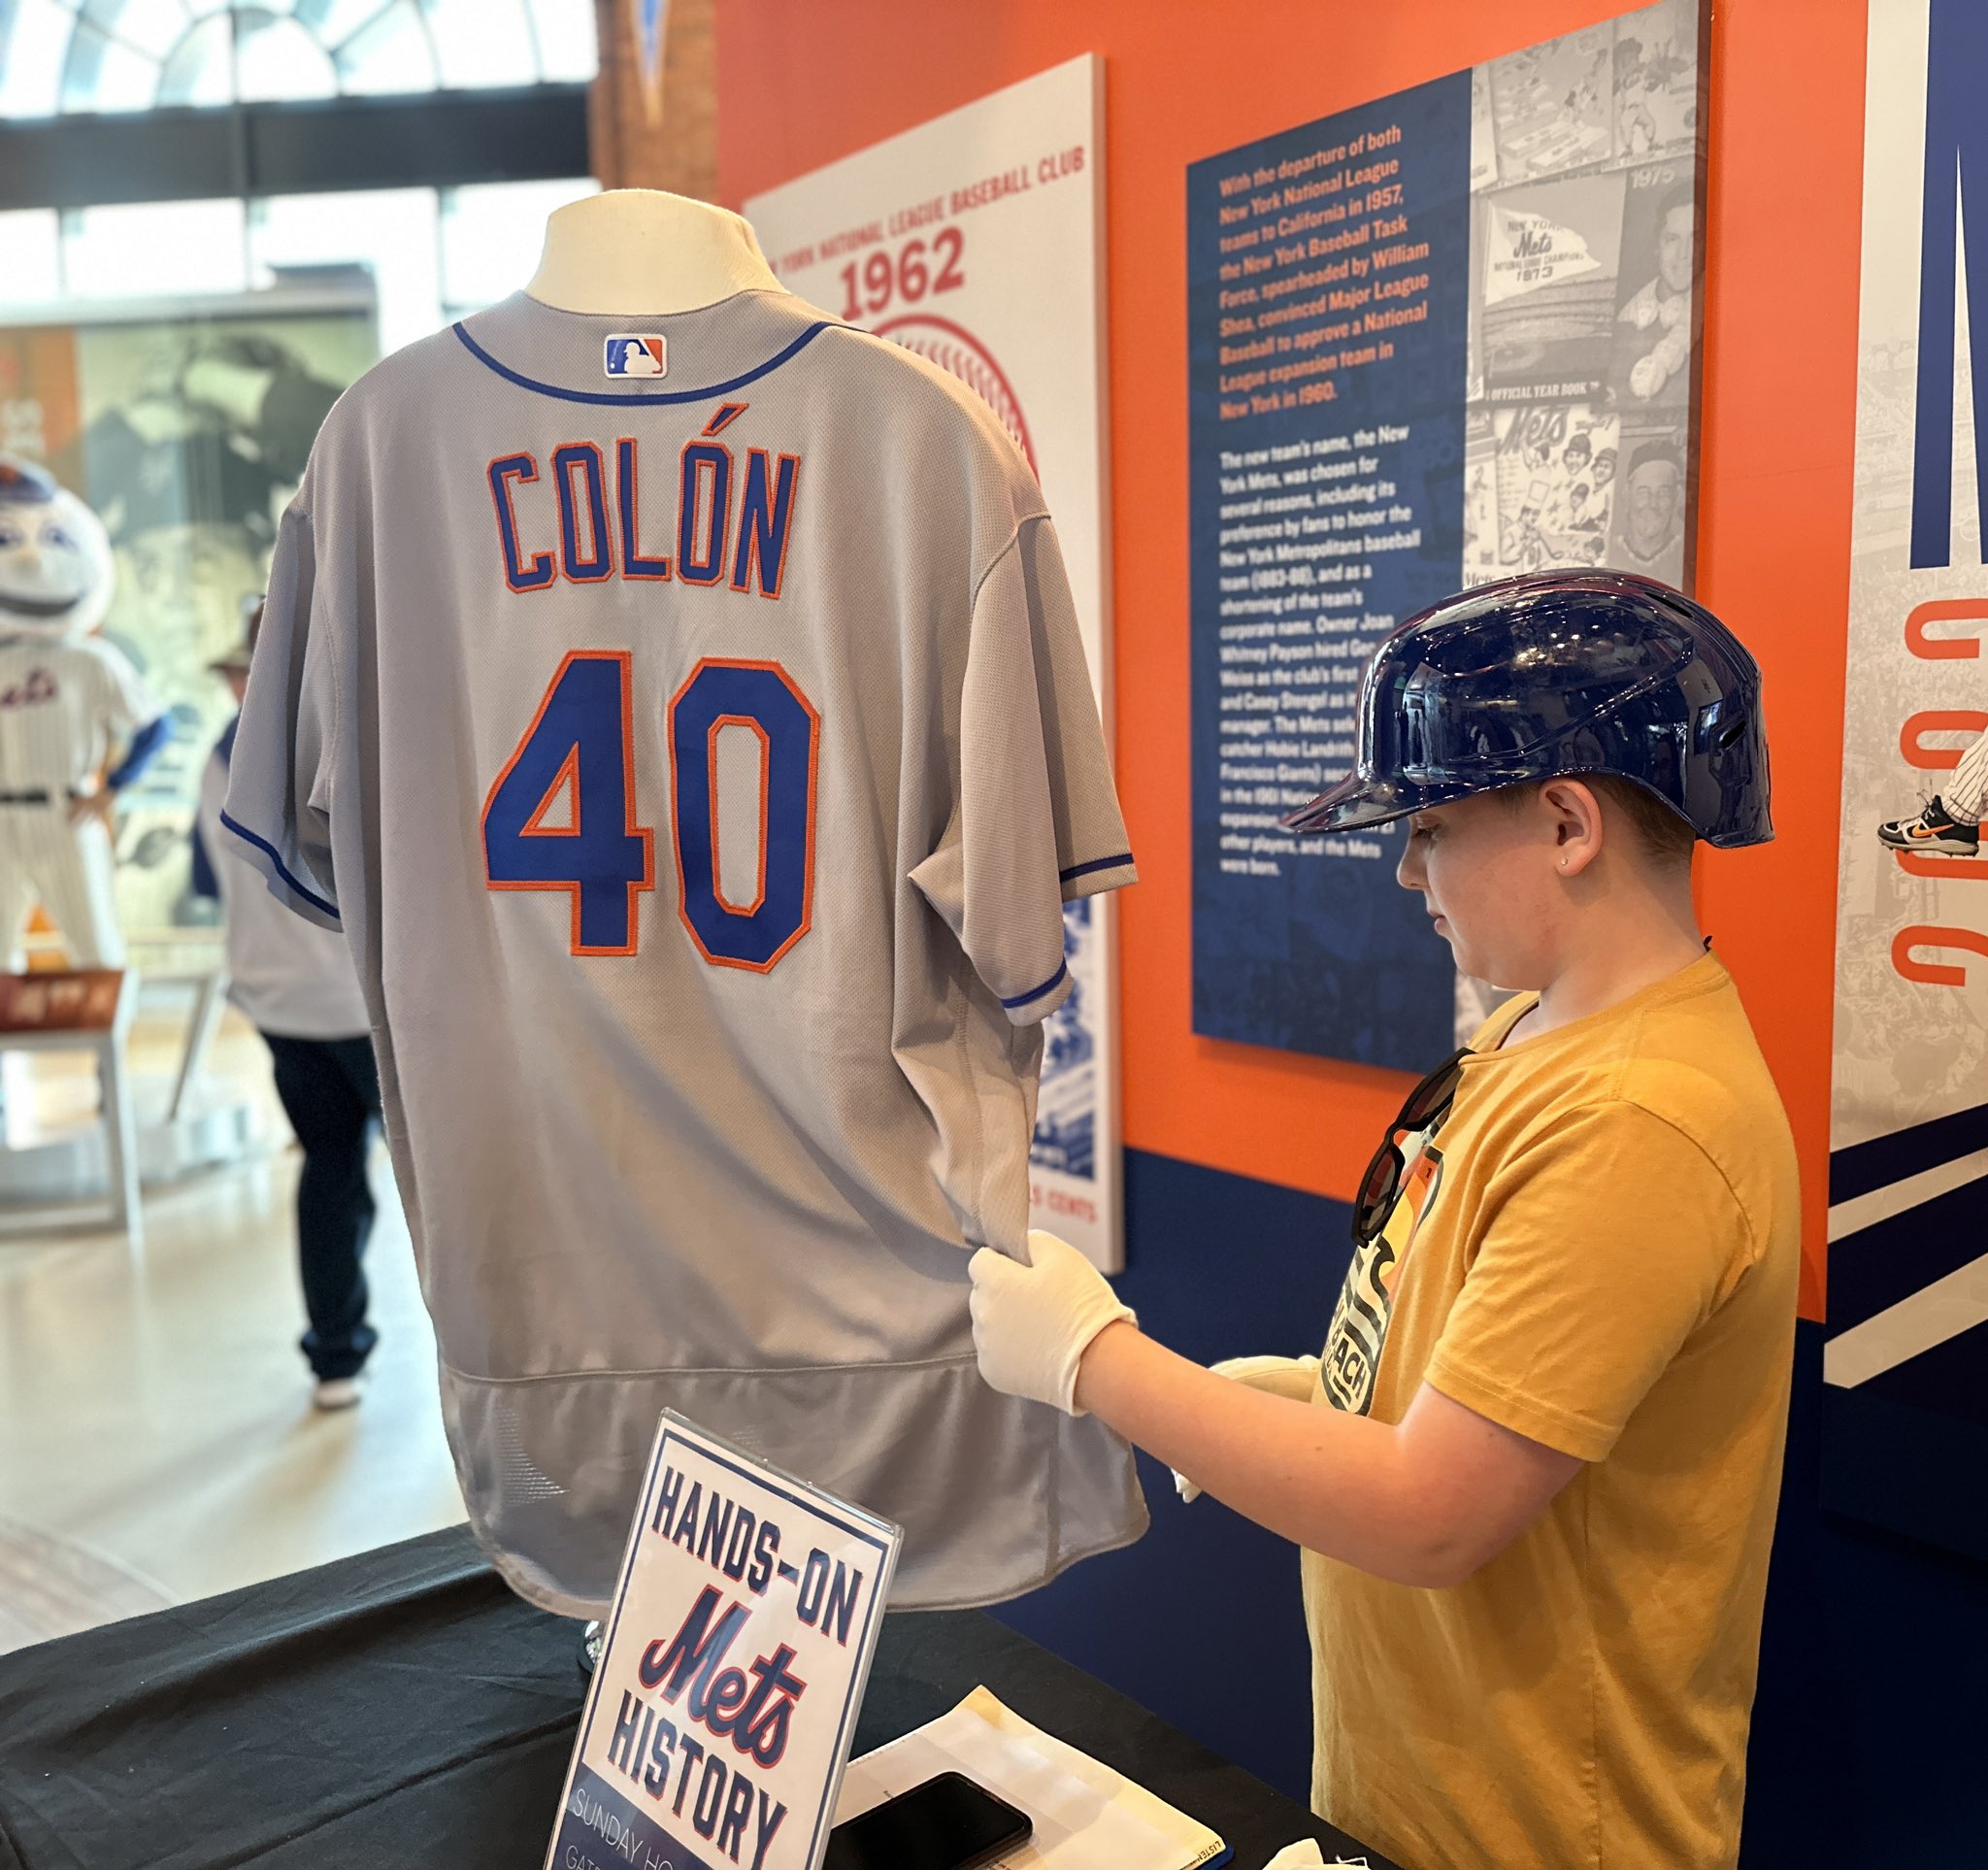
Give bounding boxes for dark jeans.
[263,1032,383,1382]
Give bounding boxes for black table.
[0,1526,1394,1870]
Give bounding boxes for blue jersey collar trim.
[451,318,836,407]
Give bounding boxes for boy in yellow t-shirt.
[969,570,1800,1869]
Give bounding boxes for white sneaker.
[313,1377,363,1411]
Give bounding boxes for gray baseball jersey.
[225,288,1145,1618]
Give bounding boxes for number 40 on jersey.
[483,650,818,975]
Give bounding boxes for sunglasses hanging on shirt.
[1351,1048,1472,1249]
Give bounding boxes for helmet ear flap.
[1692,698,1746,753]
[1692,698,1773,847]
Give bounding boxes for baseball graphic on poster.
[875,315,1039,471]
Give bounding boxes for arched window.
[1,0,597,119]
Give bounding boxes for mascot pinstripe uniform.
[0,456,169,972]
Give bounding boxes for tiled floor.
[0,1515,172,1653]
[0,1008,466,1650]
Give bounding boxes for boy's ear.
[1539,779,1605,872]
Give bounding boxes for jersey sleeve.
[1423,1102,1757,1461]
[911,513,1136,1025]
[220,497,342,930]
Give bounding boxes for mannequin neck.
[525,190,780,316]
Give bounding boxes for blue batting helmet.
[1280,570,1773,849]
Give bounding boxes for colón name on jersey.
[486,412,801,600]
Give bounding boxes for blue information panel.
[1188,2,1708,1068]
[1189,76,1472,1067]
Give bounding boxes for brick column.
[589,0,718,199]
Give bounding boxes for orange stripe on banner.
[1905,598,1988,659]
[1892,926,1988,988]
[1895,850,1988,881]
[1900,712,1988,770]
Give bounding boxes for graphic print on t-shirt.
[1323,1122,1449,1415]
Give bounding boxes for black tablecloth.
[0,1526,1394,1870]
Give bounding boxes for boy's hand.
[968,1229,1136,1416]
[1175,1354,1323,1501]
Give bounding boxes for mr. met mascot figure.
[0,455,169,973]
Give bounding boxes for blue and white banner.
[546,1413,901,1870]
[1825,0,1988,1562]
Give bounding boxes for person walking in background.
[192,597,381,1411]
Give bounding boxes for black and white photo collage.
[1460,0,1705,595]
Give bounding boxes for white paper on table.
[833,1686,1227,1870]
[1263,1845,1333,1869]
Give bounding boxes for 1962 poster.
[746,57,1126,1268]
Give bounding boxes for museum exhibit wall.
[712,0,1978,1857]
[590,0,717,196]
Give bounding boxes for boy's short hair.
[1496,776,1696,866]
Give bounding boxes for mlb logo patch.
[604,334,668,379]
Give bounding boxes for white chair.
[0,970,141,1247]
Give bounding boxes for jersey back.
[225,289,1145,1616]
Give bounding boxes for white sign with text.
[746,55,1124,1269]
[546,1413,901,1870]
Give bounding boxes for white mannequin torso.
[525,189,781,316]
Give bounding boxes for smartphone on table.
[823,1770,1033,1870]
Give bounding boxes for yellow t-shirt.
[1304,952,1800,1870]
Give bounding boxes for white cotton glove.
[1173,1353,1322,1503]
[1264,1845,1329,1869]
[967,1229,1137,1416]
[1212,1352,1323,1404]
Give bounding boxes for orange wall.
[716,0,1864,1320]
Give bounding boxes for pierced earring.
[1559,857,1569,869]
